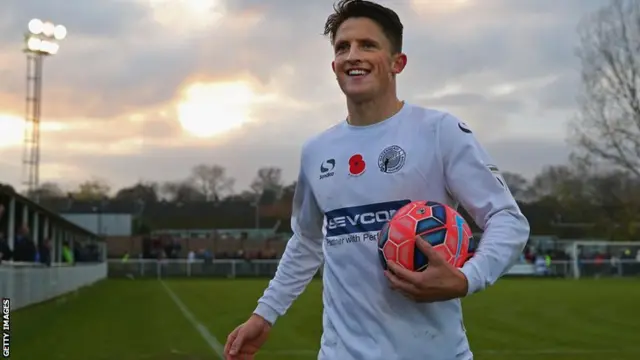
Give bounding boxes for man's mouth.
[346,69,370,77]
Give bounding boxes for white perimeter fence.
[0,262,107,310]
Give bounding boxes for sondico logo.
[320,159,335,180]
[325,200,410,237]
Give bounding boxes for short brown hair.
[323,0,404,54]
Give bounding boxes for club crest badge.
[378,145,406,174]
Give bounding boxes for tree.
[160,180,206,202]
[526,163,595,227]
[28,182,64,199]
[527,159,640,238]
[570,0,640,177]
[576,168,640,238]
[74,179,111,200]
[500,172,530,201]
[281,182,296,198]
[226,191,260,202]
[189,164,234,201]
[250,167,283,194]
[250,167,283,205]
[0,183,15,193]
[115,181,159,203]
[528,165,581,201]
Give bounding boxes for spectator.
[0,206,11,264]
[13,225,36,262]
[39,238,52,266]
[534,253,548,276]
[172,238,182,257]
[62,241,74,264]
[202,248,213,264]
[74,243,83,262]
[0,232,12,264]
[260,239,278,259]
[163,237,181,259]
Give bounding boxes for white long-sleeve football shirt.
[254,103,530,360]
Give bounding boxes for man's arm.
[253,151,325,325]
[438,115,530,295]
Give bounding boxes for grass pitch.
[10,278,640,360]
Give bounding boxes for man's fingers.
[224,334,234,355]
[386,260,424,284]
[385,270,423,301]
[415,236,445,264]
[225,326,240,356]
[385,269,419,293]
[229,330,245,356]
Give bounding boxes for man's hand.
[385,236,469,302]
[224,314,272,360]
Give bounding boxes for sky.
[0,0,607,194]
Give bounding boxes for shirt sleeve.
[253,148,325,325]
[437,114,530,295]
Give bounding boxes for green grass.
[9,278,640,360]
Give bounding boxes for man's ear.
[391,53,407,74]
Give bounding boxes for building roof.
[0,184,100,240]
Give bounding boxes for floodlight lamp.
[42,21,55,37]
[43,41,59,55]
[26,37,59,55]
[27,37,41,52]
[53,25,67,40]
[28,19,43,35]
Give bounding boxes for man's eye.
[335,44,348,52]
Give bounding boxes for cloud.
[0,0,150,42]
[0,0,608,193]
[485,138,572,179]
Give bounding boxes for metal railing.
[107,258,640,279]
[0,261,107,310]
[108,258,293,279]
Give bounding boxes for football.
[378,200,477,271]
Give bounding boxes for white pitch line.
[161,280,225,359]
[157,285,640,360]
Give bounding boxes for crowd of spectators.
[516,241,640,277]
[134,231,281,263]
[0,203,101,266]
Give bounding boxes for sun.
[176,81,260,138]
[0,114,25,149]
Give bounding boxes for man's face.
[331,17,406,102]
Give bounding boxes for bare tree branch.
[570,0,640,177]
[189,164,235,201]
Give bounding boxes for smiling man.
[223,1,530,359]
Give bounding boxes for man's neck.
[346,94,404,127]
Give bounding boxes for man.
[38,238,52,267]
[13,225,36,262]
[224,1,530,359]
[0,232,12,264]
[0,204,9,264]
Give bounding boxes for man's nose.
[346,45,363,62]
